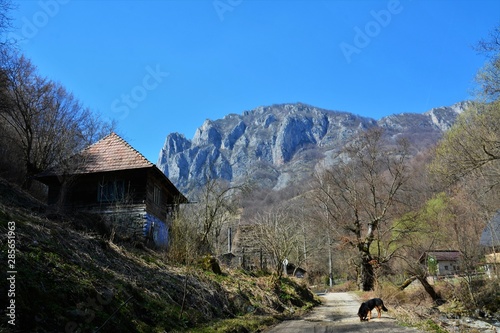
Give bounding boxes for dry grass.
[369,281,449,332]
[0,180,320,332]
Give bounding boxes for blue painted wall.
[143,214,169,248]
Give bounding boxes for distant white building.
[420,251,461,276]
[484,253,499,279]
[480,211,500,278]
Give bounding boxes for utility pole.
[325,202,333,287]
[328,232,333,287]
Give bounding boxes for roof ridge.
[109,132,153,166]
[79,132,112,154]
[83,132,153,166]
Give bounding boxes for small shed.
[420,250,462,276]
[35,133,187,247]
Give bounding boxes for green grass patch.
[188,314,278,333]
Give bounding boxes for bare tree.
[446,187,489,307]
[392,194,450,303]
[0,52,112,188]
[278,197,326,278]
[475,24,500,101]
[167,204,202,264]
[431,102,500,192]
[188,178,245,256]
[252,203,300,279]
[434,25,500,193]
[394,188,488,305]
[309,188,349,286]
[314,129,411,291]
[0,0,14,49]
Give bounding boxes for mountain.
[157,102,470,194]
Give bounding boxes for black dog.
[357,298,388,321]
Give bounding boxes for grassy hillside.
[0,180,319,332]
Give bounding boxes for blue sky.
[8,0,500,162]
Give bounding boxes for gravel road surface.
[264,292,425,333]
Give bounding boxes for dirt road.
[264,292,424,333]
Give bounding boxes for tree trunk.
[416,275,444,304]
[399,276,417,290]
[359,257,375,291]
[196,237,212,256]
[22,161,35,189]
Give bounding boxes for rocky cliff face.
[157,102,468,194]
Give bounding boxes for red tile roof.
[36,132,188,202]
[76,132,153,173]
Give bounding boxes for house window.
[98,180,125,203]
[153,185,161,205]
[444,265,449,270]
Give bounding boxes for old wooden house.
[35,133,187,247]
